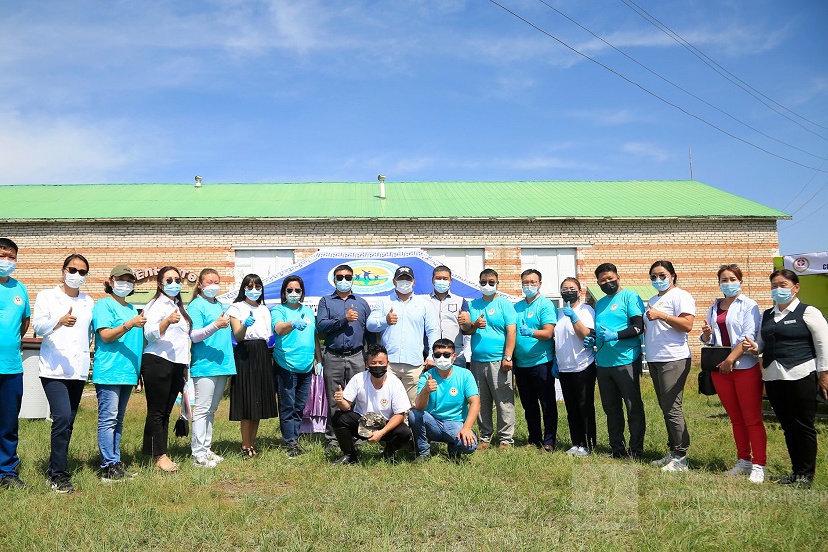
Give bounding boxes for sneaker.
[193,454,217,469]
[652,452,675,467]
[749,464,765,484]
[661,456,689,473]
[728,458,753,476]
[777,474,813,489]
[114,462,136,479]
[413,454,431,465]
[332,454,358,465]
[100,465,125,483]
[49,475,74,494]
[286,446,304,459]
[205,451,224,464]
[0,475,26,489]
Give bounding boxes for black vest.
[760,302,816,369]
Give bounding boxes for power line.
[535,0,826,161]
[619,0,828,140]
[486,0,828,173]
[787,176,828,216]
[778,188,828,229]
[782,157,828,211]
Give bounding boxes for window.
[427,248,485,281]
[234,249,294,285]
[520,248,577,303]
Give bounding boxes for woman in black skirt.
[228,274,276,457]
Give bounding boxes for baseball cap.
[110,265,135,278]
[394,266,414,280]
[357,412,387,437]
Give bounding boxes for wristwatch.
[503,355,512,361]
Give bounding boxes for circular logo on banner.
[328,260,398,294]
[449,387,459,396]
[13,296,22,306]
[792,257,809,273]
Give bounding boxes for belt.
[326,347,364,357]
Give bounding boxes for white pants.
[191,376,228,457]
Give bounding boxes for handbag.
[174,415,189,438]
[698,369,716,396]
[700,346,731,372]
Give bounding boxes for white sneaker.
[728,459,753,476]
[661,456,688,472]
[651,452,674,467]
[206,451,225,463]
[565,446,590,457]
[193,454,217,469]
[749,464,765,484]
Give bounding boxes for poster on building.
[782,251,828,275]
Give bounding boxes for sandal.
[241,447,258,459]
[155,455,179,473]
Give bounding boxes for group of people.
[0,236,825,494]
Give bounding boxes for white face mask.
[64,272,86,289]
[480,283,497,296]
[395,280,414,294]
[202,284,220,298]
[112,281,134,297]
[434,356,453,370]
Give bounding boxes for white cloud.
[620,142,673,163]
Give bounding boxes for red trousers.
[711,363,767,465]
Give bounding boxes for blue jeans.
[96,384,133,468]
[0,373,23,476]
[408,409,477,457]
[276,366,312,447]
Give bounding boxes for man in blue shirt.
[0,238,31,490]
[367,266,440,405]
[316,264,372,451]
[409,338,480,462]
[591,262,646,459]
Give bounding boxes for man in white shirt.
[331,344,412,464]
[427,265,471,368]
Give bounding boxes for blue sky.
[1,0,826,254]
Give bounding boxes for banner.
[783,251,828,275]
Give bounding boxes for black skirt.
[229,339,278,421]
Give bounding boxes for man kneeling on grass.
[331,344,411,464]
[409,338,480,463]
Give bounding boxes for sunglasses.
[433,352,453,359]
[246,285,262,290]
[479,280,497,286]
[719,264,739,270]
[335,274,353,282]
[649,274,669,281]
[65,267,89,276]
[286,288,302,294]
[165,277,182,284]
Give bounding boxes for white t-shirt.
[644,287,695,362]
[554,304,595,373]
[143,294,191,365]
[31,286,94,380]
[227,302,273,341]
[343,370,411,419]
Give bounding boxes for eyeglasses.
[649,274,668,281]
[479,280,497,286]
[335,274,353,282]
[164,277,182,284]
[65,267,89,276]
[286,288,302,294]
[433,352,453,359]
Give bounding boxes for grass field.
[2,368,827,550]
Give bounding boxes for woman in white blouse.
[32,254,95,493]
[141,266,192,472]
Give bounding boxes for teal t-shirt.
[92,296,143,385]
[594,288,644,367]
[514,295,558,367]
[187,296,236,378]
[417,366,479,422]
[272,304,316,373]
[468,296,517,362]
[0,278,30,375]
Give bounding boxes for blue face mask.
[771,288,793,304]
[433,280,450,294]
[651,277,671,292]
[245,288,262,301]
[522,285,538,298]
[335,279,352,293]
[286,292,302,304]
[0,260,16,277]
[720,282,741,297]
[163,282,182,296]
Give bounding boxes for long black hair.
[649,260,677,285]
[146,266,192,330]
[234,273,265,305]
[280,275,305,304]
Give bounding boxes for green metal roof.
[0,181,788,221]
[587,285,655,302]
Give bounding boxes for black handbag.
[698,369,716,396]
[174,415,189,438]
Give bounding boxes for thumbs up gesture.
[214,312,231,329]
[345,304,358,322]
[60,307,77,327]
[243,312,256,328]
[701,319,712,339]
[130,314,147,329]
[334,384,344,403]
[425,371,437,393]
[474,314,487,329]
[386,307,398,325]
[741,335,758,355]
[457,311,470,326]
[563,301,579,323]
[166,308,181,324]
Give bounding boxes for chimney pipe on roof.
[378,174,386,199]
[195,175,203,188]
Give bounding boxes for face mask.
[112,281,134,298]
[286,292,302,304]
[522,285,538,298]
[368,365,388,378]
[599,280,619,296]
[771,288,793,304]
[720,282,741,297]
[335,279,353,293]
[0,260,16,277]
[480,283,497,296]
[163,282,182,296]
[433,280,450,294]
[202,284,220,299]
[651,277,671,292]
[245,288,262,301]
[435,356,453,370]
[64,272,86,289]
[560,290,579,304]
[395,280,414,294]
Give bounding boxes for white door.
[427,248,485,282]
[520,248,577,303]
[234,250,295,285]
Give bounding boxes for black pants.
[514,363,558,447]
[331,410,411,455]
[41,378,86,479]
[141,354,186,457]
[765,372,818,478]
[558,363,598,450]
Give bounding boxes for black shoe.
[325,442,340,454]
[49,475,74,494]
[413,454,431,465]
[0,475,26,489]
[381,448,399,464]
[100,465,124,483]
[286,446,304,459]
[332,454,358,465]
[777,474,813,489]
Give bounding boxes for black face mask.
[560,290,579,304]
[368,366,388,378]
[599,280,619,296]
